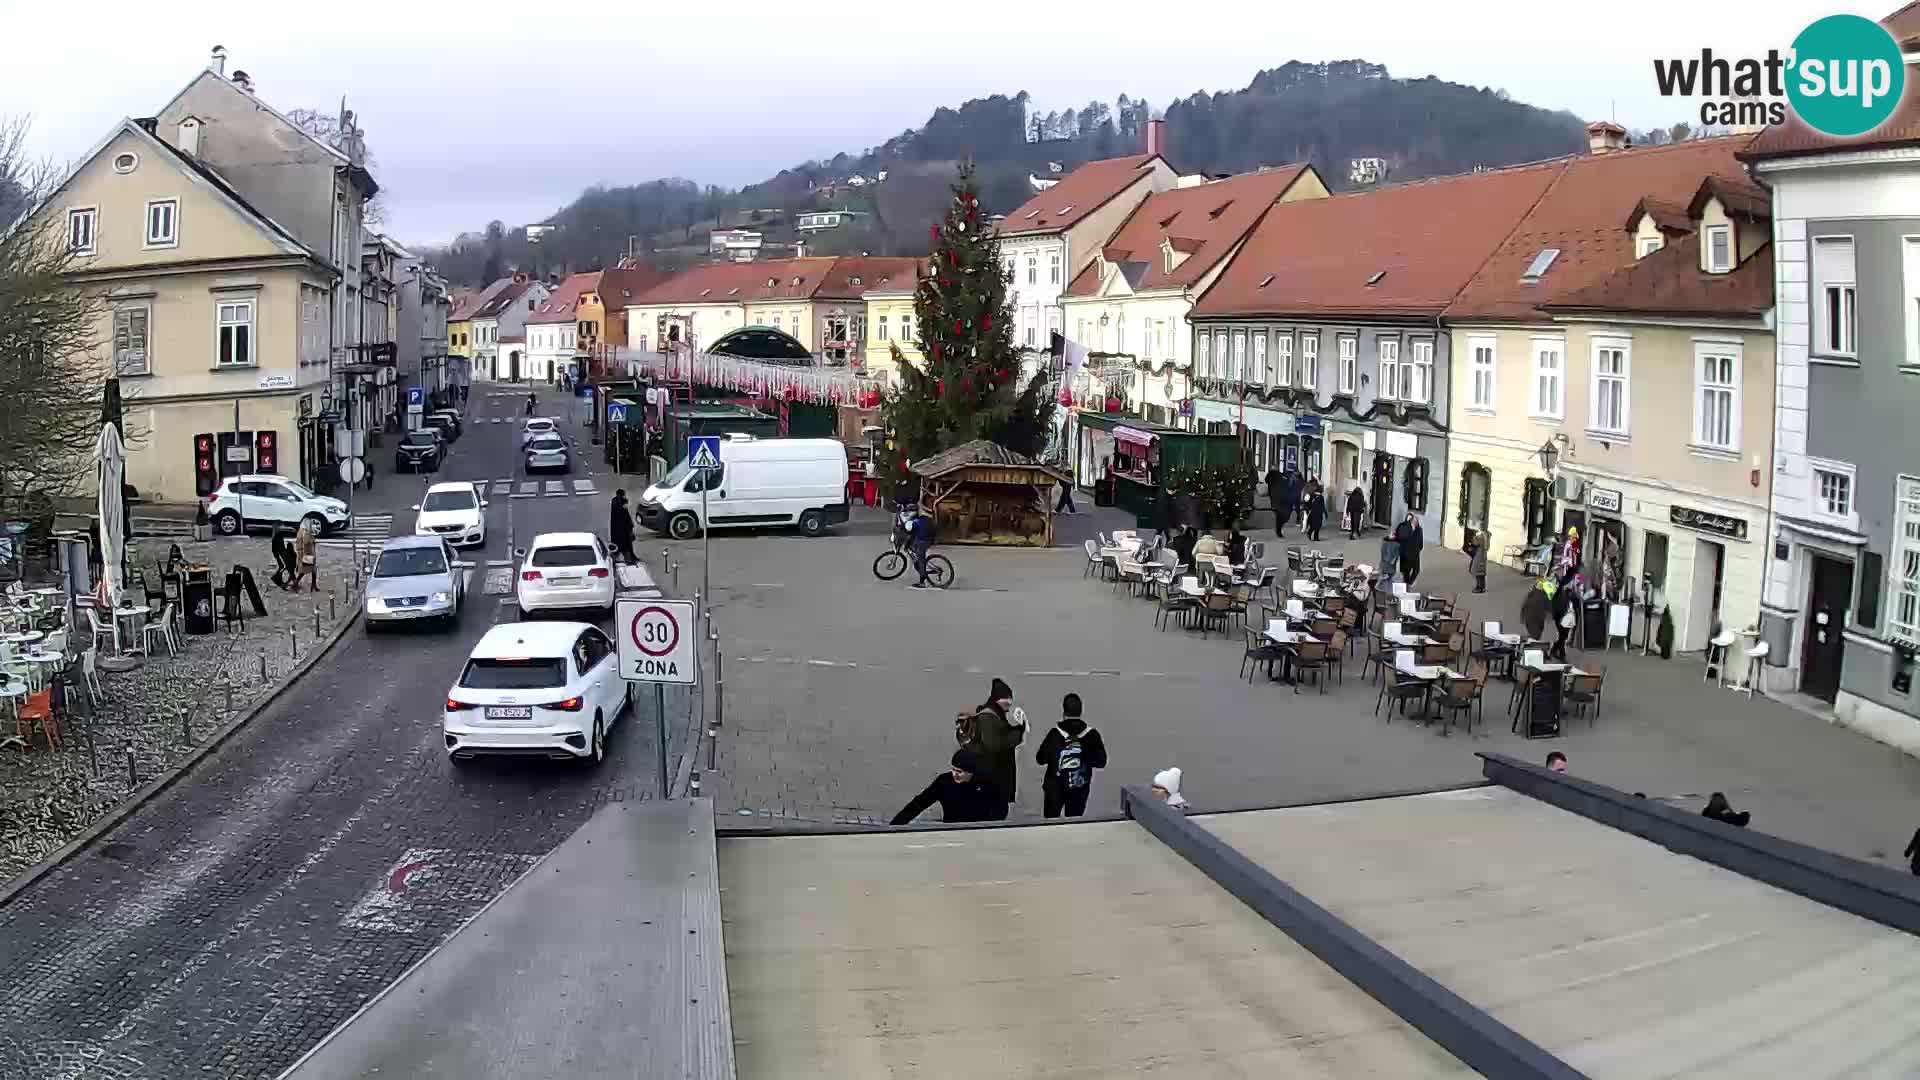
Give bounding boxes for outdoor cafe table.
[1404,664,1467,726]
[1263,623,1316,682]
[3,631,44,648]
[20,651,62,690]
[1510,661,1597,733]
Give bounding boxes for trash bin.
[183,569,215,635]
[1582,598,1607,649]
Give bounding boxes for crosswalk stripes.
[316,513,394,549]
[490,478,603,499]
[543,480,566,496]
[491,479,512,496]
[572,479,598,496]
[512,481,538,499]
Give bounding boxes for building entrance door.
[1370,453,1395,529]
[1801,555,1853,703]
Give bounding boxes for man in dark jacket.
[1264,465,1285,536]
[963,678,1024,806]
[1036,693,1107,818]
[610,489,636,563]
[1345,486,1367,539]
[1304,477,1326,542]
[1279,470,1301,535]
[1391,511,1425,587]
[891,749,1008,825]
[1549,572,1577,661]
[1168,526,1199,573]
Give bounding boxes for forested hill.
[424,60,1589,285]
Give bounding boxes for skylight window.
[1159,214,1179,229]
[1058,205,1074,215]
[1366,271,1387,286]
[1024,209,1041,219]
[728,287,740,296]
[1209,202,1231,220]
[1259,274,1275,288]
[1521,248,1561,283]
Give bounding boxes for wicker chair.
[1195,590,1235,638]
[1291,639,1331,694]
[1325,630,1349,684]
[1434,664,1488,735]
[1375,668,1431,721]
[1565,667,1606,726]
[1155,578,1199,632]
[1241,625,1285,682]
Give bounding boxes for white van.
[637,436,850,539]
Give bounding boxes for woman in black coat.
[1305,486,1327,542]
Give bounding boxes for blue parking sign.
[407,386,424,407]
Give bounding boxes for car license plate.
[549,576,581,587]
[485,706,532,719]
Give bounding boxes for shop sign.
[1588,486,1623,514]
[1294,414,1324,435]
[1670,504,1748,541]
[297,395,313,419]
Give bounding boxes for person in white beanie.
[1150,767,1188,809]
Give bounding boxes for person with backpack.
[1035,693,1108,818]
[959,677,1024,807]
[890,749,1008,825]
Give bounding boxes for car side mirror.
[481,499,490,509]
[409,504,421,512]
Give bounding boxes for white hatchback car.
[206,474,350,537]
[520,417,558,447]
[413,481,488,547]
[443,622,629,763]
[516,532,616,617]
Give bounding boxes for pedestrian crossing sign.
[688,435,722,470]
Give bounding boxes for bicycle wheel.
[924,554,955,590]
[873,549,908,581]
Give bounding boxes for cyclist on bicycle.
[906,506,936,589]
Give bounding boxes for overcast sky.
[7,0,1814,248]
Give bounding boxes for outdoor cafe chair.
[85,607,118,655]
[1291,639,1331,695]
[1309,617,1337,640]
[1286,547,1304,573]
[1083,540,1103,578]
[142,602,180,658]
[1227,583,1255,630]
[1565,667,1606,727]
[1196,590,1235,638]
[1337,609,1363,656]
[1115,555,1148,596]
[1241,625,1285,683]
[1376,667,1431,722]
[1155,578,1199,632]
[1428,591,1458,615]
[1418,641,1453,667]
[1325,630,1349,684]
[1434,665,1488,735]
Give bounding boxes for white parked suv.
[516,532,616,617]
[520,417,558,447]
[413,481,488,548]
[206,475,350,537]
[443,622,630,763]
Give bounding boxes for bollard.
[313,606,321,638]
[330,594,337,621]
[670,561,679,591]
[289,626,298,659]
[259,651,269,681]
[182,710,192,743]
[127,749,137,788]
[223,681,235,714]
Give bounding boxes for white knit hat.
[1152,767,1187,808]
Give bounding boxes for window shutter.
[1404,457,1428,513]
[1458,466,1471,526]
[1858,550,1883,629]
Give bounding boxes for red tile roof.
[628,256,921,307]
[1191,161,1565,319]
[1745,6,1920,159]
[472,278,536,320]
[1540,232,1773,319]
[597,264,672,311]
[529,272,600,324]
[994,154,1165,237]
[450,277,512,321]
[1063,166,1315,298]
[1626,197,1693,235]
[1444,135,1754,322]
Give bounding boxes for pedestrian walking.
[1305,479,1326,542]
[525,391,536,417]
[1279,470,1301,536]
[362,456,375,492]
[610,489,637,563]
[1391,511,1424,587]
[1345,486,1367,539]
[1265,464,1285,537]
[269,525,296,590]
[1054,478,1077,515]
[1149,767,1189,809]
[294,519,319,593]
[1522,577,1552,641]
[1037,693,1107,818]
[959,678,1025,807]
[1905,827,1920,876]
[1549,573,1576,661]
[890,749,1009,825]
[1467,528,1489,594]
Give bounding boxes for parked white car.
[520,417,558,447]
[516,532,616,617]
[443,621,629,763]
[206,474,350,537]
[413,481,488,547]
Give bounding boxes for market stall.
[1073,413,1242,529]
[911,440,1071,547]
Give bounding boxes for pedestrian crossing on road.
[316,513,394,549]
[493,478,598,500]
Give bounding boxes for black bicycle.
[874,508,953,588]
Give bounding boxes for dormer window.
[1057,205,1073,216]
[1024,209,1040,219]
[767,277,777,288]
[1520,248,1560,283]
[849,275,862,285]
[1208,201,1231,220]
[1636,235,1663,258]
[1366,270,1387,287]
[1258,274,1275,288]
[1705,225,1733,273]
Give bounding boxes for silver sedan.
[525,435,570,474]
[365,535,464,628]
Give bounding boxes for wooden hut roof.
[909,440,1070,483]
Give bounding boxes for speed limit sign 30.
[616,599,697,684]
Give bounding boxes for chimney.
[1145,118,1167,157]
[231,70,254,93]
[210,45,227,76]
[513,272,529,285]
[178,116,202,158]
[1586,121,1628,155]
[795,240,807,258]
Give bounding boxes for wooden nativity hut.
[910,440,1071,547]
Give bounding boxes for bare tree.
[0,116,111,525]
[285,107,385,225]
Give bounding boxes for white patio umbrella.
[95,421,126,612]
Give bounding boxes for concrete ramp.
[718,820,1471,1078]
[1201,788,1920,1079]
[283,798,734,1080]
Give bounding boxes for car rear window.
[529,438,565,451]
[460,657,567,689]
[526,420,553,430]
[530,545,597,568]
[374,547,448,577]
[422,489,477,511]
[402,432,439,447]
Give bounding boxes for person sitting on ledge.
[1545,751,1568,774]
[1701,792,1751,828]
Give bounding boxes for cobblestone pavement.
[0,387,691,1080]
[680,504,1920,868]
[0,537,359,884]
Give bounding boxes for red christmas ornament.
[937,379,945,396]
[983,314,992,329]
[940,278,950,288]
[953,320,962,334]
[998,368,1009,381]
[930,225,940,241]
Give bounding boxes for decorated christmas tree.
[881,165,1056,491]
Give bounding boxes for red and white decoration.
[621,347,884,410]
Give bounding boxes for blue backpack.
[1055,730,1092,790]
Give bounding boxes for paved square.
[674,507,1920,869]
